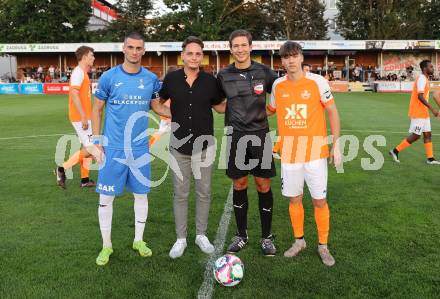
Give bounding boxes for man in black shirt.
[217,29,278,256]
[157,36,226,259]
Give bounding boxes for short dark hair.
[124,32,145,43]
[75,46,94,62]
[279,41,303,57]
[420,60,431,71]
[302,63,311,68]
[229,29,252,47]
[182,36,204,51]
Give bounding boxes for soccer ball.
[213,254,244,287]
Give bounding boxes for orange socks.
[290,201,330,244]
[315,204,330,245]
[63,150,90,179]
[424,142,433,159]
[314,203,330,245]
[396,139,411,152]
[80,156,91,179]
[62,150,81,170]
[289,203,304,238]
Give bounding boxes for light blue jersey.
[95,65,161,150]
[94,65,161,195]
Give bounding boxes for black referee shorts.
[226,129,276,179]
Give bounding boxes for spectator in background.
[25,66,32,78]
[32,66,37,77]
[302,63,311,73]
[353,64,360,81]
[60,73,68,82]
[359,64,364,82]
[37,65,43,76]
[55,67,60,80]
[44,72,52,83]
[91,66,97,81]
[374,65,381,79]
[349,63,355,81]
[342,64,348,80]
[317,65,322,76]
[66,66,72,80]
[49,65,55,79]
[16,68,24,83]
[367,65,372,81]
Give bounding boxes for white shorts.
[281,158,328,199]
[71,120,92,147]
[409,118,431,135]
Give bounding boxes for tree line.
[0,0,438,43]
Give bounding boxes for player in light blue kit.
[91,32,171,266]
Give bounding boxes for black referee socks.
[258,188,274,239]
[233,188,248,238]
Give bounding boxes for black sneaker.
[389,149,400,163]
[226,235,248,254]
[54,167,66,189]
[260,235,276,256]
[80,179,96,188]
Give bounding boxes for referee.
[217,29,278,256]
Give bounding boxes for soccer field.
[1,93,439,298]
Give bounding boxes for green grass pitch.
[0,93,439,298]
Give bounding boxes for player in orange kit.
[390,60,440,164]
[54,46,96,189]
[267,41,341,266]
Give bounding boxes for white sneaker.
[284,239,306,257]
[169,238,187,259]
[317,245,335,267]
[427,158,440,165]
[389,149,400,163]
[195,235,215,254]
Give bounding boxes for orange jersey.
[408,74,430,118]
[69,66,92,122]
[267,73,335,163]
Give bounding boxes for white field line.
[0,133,67,140]
[197,186,234,299]
[2,128,440,141]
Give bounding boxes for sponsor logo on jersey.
[324,89,332,100]
[284,104,307,128]
[254,83,264,95]
[301,89,311,100]
[98,183,115,192]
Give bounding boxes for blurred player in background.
[390,60,440,164]
[54,46,96,189]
